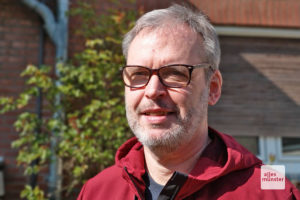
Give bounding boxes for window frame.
[276,137,300,162]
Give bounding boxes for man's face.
[125,25,210,152]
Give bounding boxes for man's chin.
[136,132,164,144]
[135,130,182,153]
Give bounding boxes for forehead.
[127,24,206,66]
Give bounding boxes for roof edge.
[215,26,300,39]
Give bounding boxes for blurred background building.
[0,0,299,199]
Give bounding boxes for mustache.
[137,100,179,113]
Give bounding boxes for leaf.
[3,0,138,199]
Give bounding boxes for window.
[233,136,260,155]
[281,138,300,156]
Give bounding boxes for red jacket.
[77,128,300,200]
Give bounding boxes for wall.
[0,0,55,199]
[138,0,300,28]
[209,36,300,137]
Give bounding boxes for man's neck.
[144,129,211,185]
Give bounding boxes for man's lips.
[139,108,177,124]
[140,108,176,116]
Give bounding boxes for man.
[77,4,300,200]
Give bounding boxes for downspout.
[20,0,69,199]
[29,0,45,188]
[48,1,69,200]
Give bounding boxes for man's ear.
[208,70,222,105]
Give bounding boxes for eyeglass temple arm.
[193,64,214,71]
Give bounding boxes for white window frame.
[256,136,266,162]
[276,137,300,162]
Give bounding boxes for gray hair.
[122,4,221,70]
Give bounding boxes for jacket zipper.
[124,167,145,200]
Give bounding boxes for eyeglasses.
[122,63,211,88]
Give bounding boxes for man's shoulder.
[210,164,300,199]
[87,164,124,186]
[77,164,131,200]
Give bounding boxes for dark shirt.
[143,171,188,200]
[144,172,164,200]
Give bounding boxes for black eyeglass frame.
[121,63,212,88]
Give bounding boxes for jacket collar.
[115,127,262,199]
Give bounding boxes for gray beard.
[125,90,208,153]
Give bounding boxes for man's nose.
[145,74,167,99]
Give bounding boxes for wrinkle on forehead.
[139,23,202,49]
[127,23,207,67]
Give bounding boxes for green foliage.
[21,186,47,200]
[0,0,139,199]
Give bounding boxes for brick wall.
[138,0,300,28]
[0,0,55,199]
[191,0,300,28]
[0,0,127,198]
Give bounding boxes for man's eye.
[131,71,148,77]
[163,70,187,78]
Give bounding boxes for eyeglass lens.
[123,65,190,88]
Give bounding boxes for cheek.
[171,85,208,115]
[125,88,144,110]
[168,89,191,114]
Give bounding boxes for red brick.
[0,142,13,149]
[0,126,14,133]
[188,0,300,28]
